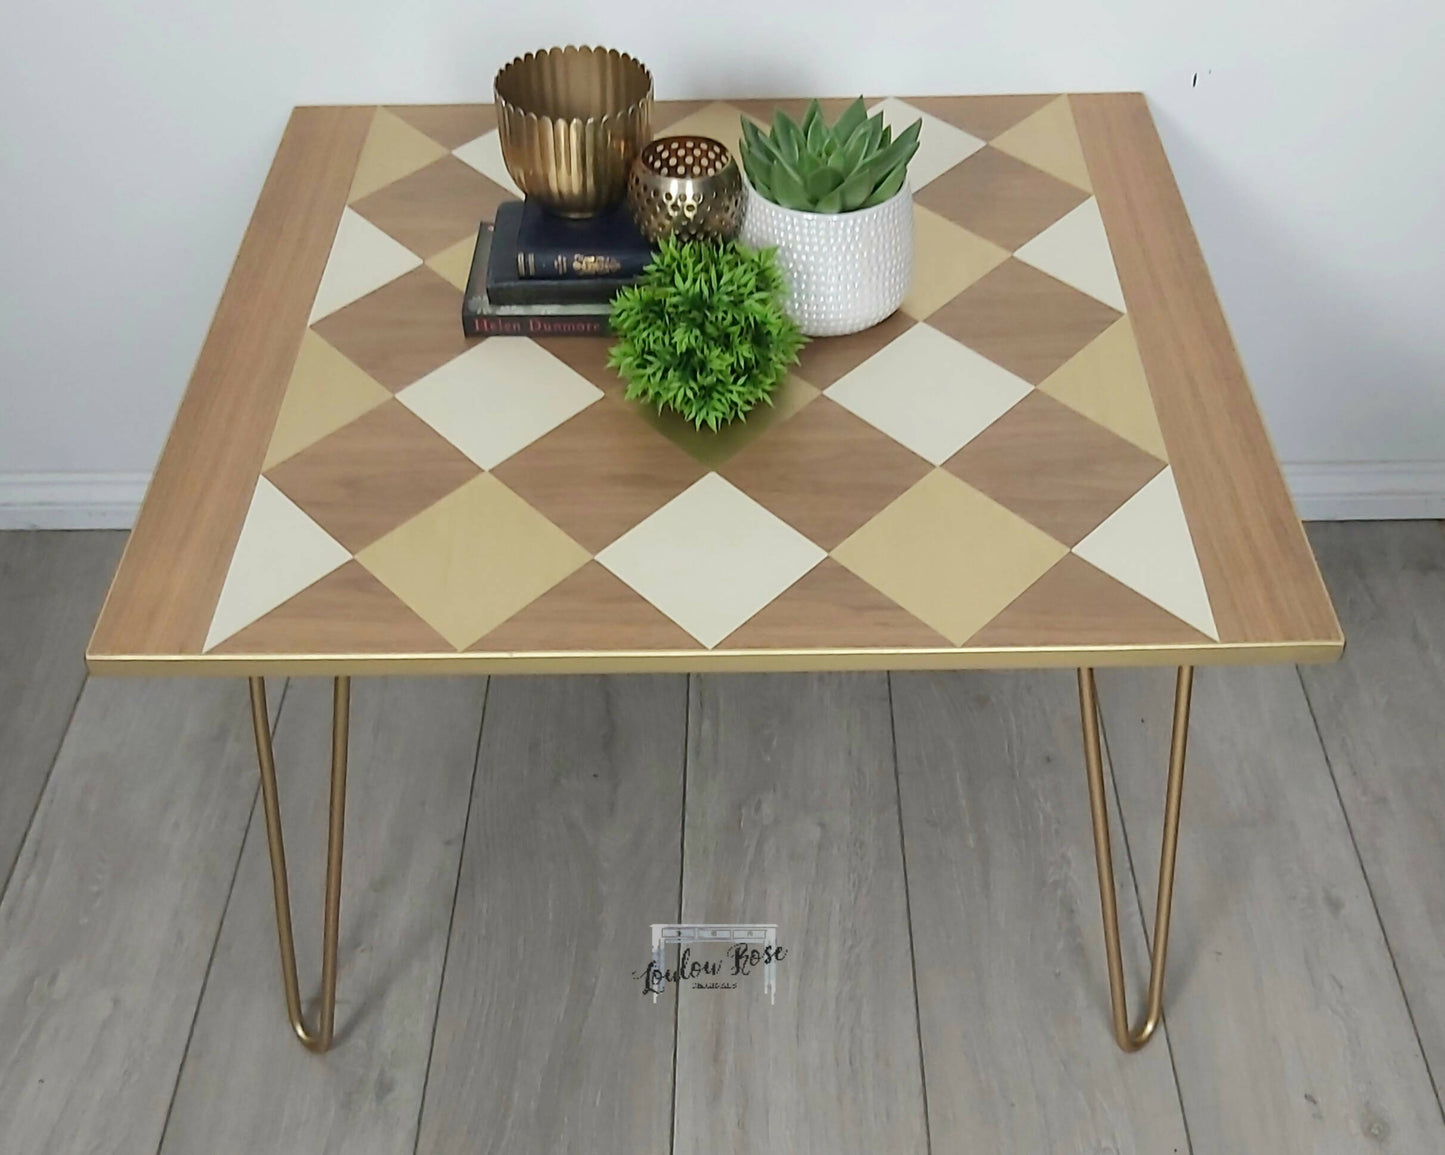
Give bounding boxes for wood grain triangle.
[387,104,498,150]
[721,558,950,650]
[903,94,1057,141]
[471,561,700,652]
[214,561,451,654]
[967,554,1211,647]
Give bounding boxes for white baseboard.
[0,463,1442,530]
[0,472,150,529]
[1285,461,1445,521]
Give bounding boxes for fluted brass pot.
[494,46,653,218]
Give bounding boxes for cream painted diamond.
[397,339,602,469]
[597,474,826,648]
[826,323,1032,465]
[867,98,985,190]
[452,130,524,197]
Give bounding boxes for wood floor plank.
[674,673,927,1155]
[891,669,1189,1153]
[1097,663,1445,1152]
[0,530,125,893]
[416,675,686,1154]
[1300,522,1445,1108]
[160,676,486,1154]
[0,677,269,1154]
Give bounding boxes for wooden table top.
[87,95,1341,675]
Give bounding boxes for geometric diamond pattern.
[991,95,1093,193]
[899,205,1009,322]
[902,94,1057,142]
[1039,316,1168,460]
[967,554,1212,648]
[388,104,498,151]
[720,396,931,550]
[719,558,950,650]
[1015,197,1127,311]
[1073,466,1218,640]
[491,399,707,552]
[867,98,986,190]
[356,474,589,649]
[470,561,700,653]
[203,98,1218,658]
[397,338,603,470]
[353,155,513,260]
[825,323,1032,465]
[262,331,390,470]
[203,478,349,652]
[347,108,448,204]
[312,266,470,392]
[307,208,422,326]
[942,390,1164,546]
[928,258,1121,385]
[264,400,480,552]
[595,474,827,648]
[831,470,1068,645]
[793,309,915,390]
[212,560,452,655]
[915,146,1087,251]
[451,129,523,198]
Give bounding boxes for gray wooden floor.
[1,523,1443,1153]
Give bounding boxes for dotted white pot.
[738,179,913,337]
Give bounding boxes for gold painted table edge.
[85,93,1343,1056]
[88,637,1339,677]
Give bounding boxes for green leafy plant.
[608,237,806,430]
[739,97,921,213]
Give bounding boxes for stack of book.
[462,200,654,337]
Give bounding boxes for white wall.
[3,0,1442,524]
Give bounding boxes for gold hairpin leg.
[247,676,350,1053]
[1078,666,1193,1052]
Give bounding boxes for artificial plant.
[739,97,922,213]
[608,237,805,430]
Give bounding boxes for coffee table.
[87,95,1342,1055]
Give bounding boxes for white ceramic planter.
[738,179,913,337]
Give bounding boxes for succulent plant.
[739,98,921,214]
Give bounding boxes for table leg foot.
[1077,666,1192,1052]
[247,676,349,1053]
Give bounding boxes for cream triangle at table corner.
[1072,466,1219,640]
[1013,197,1126,312]
[202,478,350,652]
[306,207,421,326]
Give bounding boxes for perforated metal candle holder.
[626,136,744,244]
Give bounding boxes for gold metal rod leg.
[1077,666,1193,1052]
[247,676,350,1053]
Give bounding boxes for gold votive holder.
[626,136,744,244]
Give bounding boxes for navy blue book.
[515,197,654,279]
[462,222,611,337]
[488,201,636,305]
